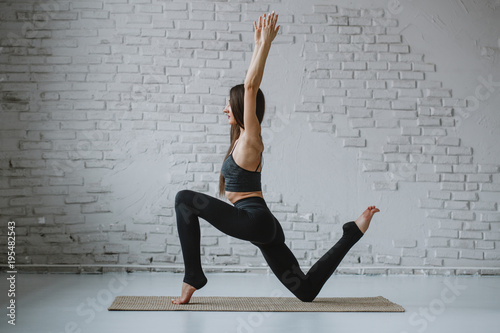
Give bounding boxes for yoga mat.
[108,296,405,312]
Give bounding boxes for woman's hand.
[254,11,280,46]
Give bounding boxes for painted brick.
[153,254,175,263]
[141,244,166,253]
[448,147,472,155]
[429,229,458,238]
[372,181,398,191]
[402,248,426,257]
[284,231,305,240]
[271,203,298,213]
[286,213,313,222]
[434,249,459,259]
[449,239,474,249]
[293,223,318,232]
[471,202,497,211]
[459,231,483,240]
[442,174,465,182]
[104,244,129,254]
[467,174,492,183]
[384,153,408,163]
[94,254,119,263]
[434,165,453,173]
[213,256,239,265]
[451,211,475,221]
[460,250,483,260]
[291,240,317,250]
[444,201,469,210]
[425,238,449,248]
[343,138,366,147]
[437,137,460,146]
[78,234,108,243]
[424,258,443,267]
[358,151,383,161]
[376,255,401,265]
[478,164,500,173]
[453,165,477,173]
[428,191,451,200]
[127,255,153,265]
[480,213,500,223]
[200,237,218,246]
[484,252,500,260]
[313,4,338,13]
[475,241,495,250]
[349,119,375,128]
[463,223,489,233]
[413,63,435,71]
[362,162,388,172]
[481,184,500,192]
[47,255,83,265]
[483,233,500,241]
[81,203,111,214]
[434,156,458,164]
[452,192,479,201]
[416,173,440,182]
[122,232,147,241]
[440,183,465,191]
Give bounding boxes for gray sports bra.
[221,140,262,192]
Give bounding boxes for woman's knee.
[285,274,316,302]
[175,189,195,207]
[287,277,316,302]
[175,190,211,211]
[296,292,315,303]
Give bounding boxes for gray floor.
[0,272,499,333]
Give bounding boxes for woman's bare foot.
[171,282,197,305]
[354,206,380,234]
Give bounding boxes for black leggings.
[174,190,364,302]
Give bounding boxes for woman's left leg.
[257,220,364,302]
[258,206,379,302]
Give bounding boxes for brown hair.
[218,84,265,197]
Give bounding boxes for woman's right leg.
[174,190,276,290]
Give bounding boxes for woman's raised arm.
[243,12,279,139]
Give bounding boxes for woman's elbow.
[244,84,259,95]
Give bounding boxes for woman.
[172,12,379,304]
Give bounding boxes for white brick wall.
[0,0,499,275]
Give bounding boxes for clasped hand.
[254,11,280,46]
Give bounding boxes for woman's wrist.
[255,40,272,48]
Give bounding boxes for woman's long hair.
[218,84,265,197]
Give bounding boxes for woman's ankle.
[184,276,208,290]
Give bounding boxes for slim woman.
[172,12,379,304]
